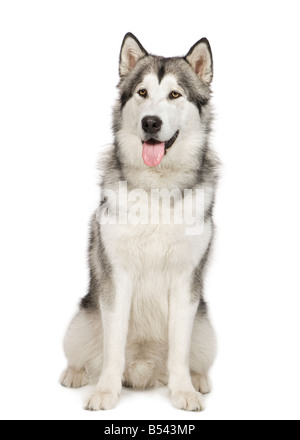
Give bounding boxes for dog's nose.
[142,116,162,135]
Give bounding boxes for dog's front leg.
[168,274,204,412]
[86,271,132,411]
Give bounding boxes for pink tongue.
[142,142,165,167]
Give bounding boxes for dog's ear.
[119,33,148,77]
[185,38,213,85]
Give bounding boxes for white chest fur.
[99,186,212,343]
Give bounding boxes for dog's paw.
[191,373,211,394]
[85,392,118,411]
[60,367,89,389]
[170,391,205,412]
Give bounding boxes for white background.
[0,0,299,421]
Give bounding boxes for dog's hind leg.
[190,310,216,395]
[61,215,107,389]
[60,309,103,388]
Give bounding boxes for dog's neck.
[114,144,210,191]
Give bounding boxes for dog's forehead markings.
[157,64,166,84]
[140,73,158,89]
[141,73,179,94]
[160,74,181,91]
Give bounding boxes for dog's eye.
[169,91,182,100]
[138,89,148,98]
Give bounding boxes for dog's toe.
[60,367,89,389]
[170,391,205,412]
[191,373,211,394]
[85,392,118,411]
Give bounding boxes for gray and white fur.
[61,33,219,412]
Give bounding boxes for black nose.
[142,116,162,135]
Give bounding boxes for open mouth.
[142,130,179,167]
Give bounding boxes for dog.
[60,33,219,412]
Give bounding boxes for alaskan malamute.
[61,33,219,412]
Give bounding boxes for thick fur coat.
[61,33,219,412]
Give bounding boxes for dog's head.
[114,33,213,171]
